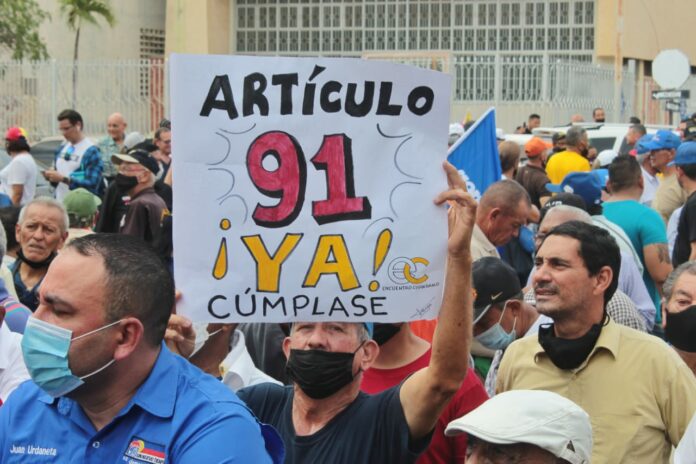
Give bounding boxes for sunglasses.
[63,145,75,161]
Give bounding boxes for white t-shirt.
[675,411,696,464]
[0,152,37,205]
[220,330,282,392]
[668,206,683,257]
[640,166,659,207]
[0,322,29,403]
[55,138,94,201]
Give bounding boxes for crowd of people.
[0,106,695,463]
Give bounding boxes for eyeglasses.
[59,124,75,133]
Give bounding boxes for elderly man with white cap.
[445,389,592,464]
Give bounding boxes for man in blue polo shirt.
[0,234,281,463]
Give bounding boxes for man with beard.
[237,162,478,463]
[496,221,696,463]
[544,126,591,184]
[515,137,552,209]
[11,198,68,311]
[593,107,606,123]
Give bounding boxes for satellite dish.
[653,49,691,89]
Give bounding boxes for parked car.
[31,136,64,168]
[532,123,674,154]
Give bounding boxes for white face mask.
[190,322,223,357]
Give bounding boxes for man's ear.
[282,336,292,361]
[113,317,144,361]
[593,265,613,296]
[507,299,523,318]
[357,339,380,372]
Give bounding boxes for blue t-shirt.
[0,344,282,463]
[238,383,430,464]
[603,200,668,319]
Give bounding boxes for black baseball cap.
[112,150,159,175]
[539,193,587,223]
[552,132,566,144]
[472,257,521,323]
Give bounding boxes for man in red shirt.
[361,322,488,463]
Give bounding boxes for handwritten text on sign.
[171,54,451,322]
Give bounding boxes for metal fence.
[367,52,639,131]
[0,55,690,140]
[0,59,166,142]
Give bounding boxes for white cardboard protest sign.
[171,54,451,323]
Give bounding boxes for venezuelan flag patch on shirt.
[122,437,166,464]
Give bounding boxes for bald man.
[98,112,128,181]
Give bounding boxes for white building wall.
[34,0,166,60]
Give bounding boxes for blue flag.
[447,107,501,201]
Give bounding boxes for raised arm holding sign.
[170,55,469,463]
[237,161,475,463]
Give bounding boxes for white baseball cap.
[597,149,618,167]
[449,122,464,137]
[445,390,592,464]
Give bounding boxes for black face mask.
[114,174,138,192]
[17,248,56,269]
[372,323,403,346]
[286,343,363,399]
[538,320,603,370]
[666,306,696,352]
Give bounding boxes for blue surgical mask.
[475,303,517,351]
[21,317,122,398]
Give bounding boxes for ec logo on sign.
[388,257,429,285]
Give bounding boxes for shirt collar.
[473,224,497,254]
[0,323,16,369]
[533,317,620,365]
[129,344,177,417]
[220,330,257,389]
[130,186,156,200]
[38,342,178,419]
